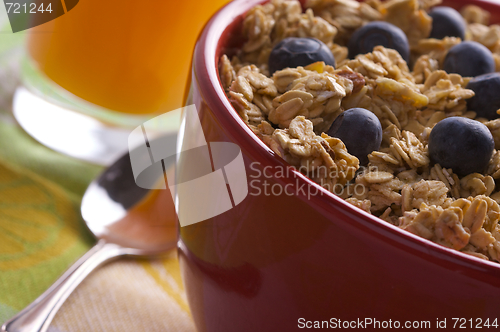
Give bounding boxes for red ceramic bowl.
[179,1,500,331]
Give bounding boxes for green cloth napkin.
[0,120,100,321]
[0,121,196,332]
[0,121,103,198]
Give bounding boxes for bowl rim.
[193,0,500,273]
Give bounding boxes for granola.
[272,116,359,188]
[270,65,353,130]
[305,0,383,45]
[461,4,490,25]
[219,0,500,262]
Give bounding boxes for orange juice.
[27,0,230,115]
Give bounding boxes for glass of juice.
[15,0,231,164]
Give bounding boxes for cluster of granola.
[462,5,500,71]
[257,116,359,190]
[219,0,500,262]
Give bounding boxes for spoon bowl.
[81,134,177,253]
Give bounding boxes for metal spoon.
[1,133,178,332]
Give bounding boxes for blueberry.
[443,41,495,77]
[428,6,466,40]
[268,37,335,74]
[428,117,494,176]
[327,108,382,165]
[467,73,500,120]
[348,21,410,62]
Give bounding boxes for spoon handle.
[1,240,125,332]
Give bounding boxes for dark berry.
[467,73,500,120]
[428,117,494,176]
[327,108,382,165]
[428,6,466,40]
[348,21,410,62]
[443,41,495,77]
[268,37,335,74]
